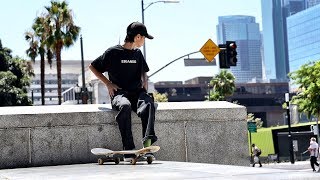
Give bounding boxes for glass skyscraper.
[307,0,320,7]
[216,15,262,83]
[283,0,306,15]
[261,0,291,82]
[287,4,320,73]
[261,0,319,82]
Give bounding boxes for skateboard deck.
[91,146,160,165]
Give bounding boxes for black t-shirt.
[91,45,149,91]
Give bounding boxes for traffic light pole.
[285,93,295,164]
[148,51,200,78]
[149,40,238,78]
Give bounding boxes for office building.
[261,0,294,82]
[29,60,91,105]
[287,4,320,74]
[217,15,262,83]
[306,0,320,7]
[283,0,306,15]
[154,76,289,127]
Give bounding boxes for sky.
[0,0,262,83]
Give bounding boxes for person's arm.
[308,145,314,152]
[252,147,257,155]
[89,64,120,97]
[142,72,148,90]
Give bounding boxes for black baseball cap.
[127,22,154,39]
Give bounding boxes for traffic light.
[226,41,237,66]
[218,44,229,68]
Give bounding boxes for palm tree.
[45,1,80,105]
[25,31,42,104]
[25,16,53,105]
[208,69,236,101]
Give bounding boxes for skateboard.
[91,146,160,165]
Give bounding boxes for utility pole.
[80,35,88,104]
[285,93,295,164]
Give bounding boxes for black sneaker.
[124,154,136,162]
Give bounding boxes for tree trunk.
[40,53,45,105]
[56,47,62,105]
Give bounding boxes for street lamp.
[285,92,295,164]
[74,84,81,104]
[80,35,88,104]
[141,0,179,60]
[87,83,93,104]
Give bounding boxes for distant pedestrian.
[307,137,319,172]
[252,143,262,167]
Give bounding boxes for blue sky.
[0,0,262,83]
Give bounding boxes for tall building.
[287,4,320,74]
[261,0,319,82]
[261,0,293,82]
[217,15,262,83]
[283,0,306,15]
[306,0,320,7]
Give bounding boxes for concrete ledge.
[0,101,247,169]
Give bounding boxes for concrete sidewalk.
[0,161,318,180]
[263,160,310,169]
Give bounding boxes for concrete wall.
[0,101,247,169]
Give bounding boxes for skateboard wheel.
[114,157,120,165]
[130,158,137,165]
[147,156,153,164]
[98,158,104,165]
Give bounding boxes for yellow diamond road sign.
[200,39,220,62]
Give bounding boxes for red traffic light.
[229,43,237,49]
[226,41,237,66]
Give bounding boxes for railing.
[62,87,76,103]
[62,86,94,104]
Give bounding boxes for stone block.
[0,102,248,168]
[0,129,30,168]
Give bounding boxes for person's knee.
[116,103,132,123]
[144,95,155,107]
[146,101,155,109]
[120,103,132,112]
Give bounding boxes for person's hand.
[105,82,120,97]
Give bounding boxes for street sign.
[248,122,257,133]
[200,39,220,62]
[184,58,216,66]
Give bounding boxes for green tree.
[247,113,263,128]
[0,39,34,106]
[153,91,168,102]
[288,60,320,120]
[208,69,235,101]
[45,1,80,104]
[25,16,54,105]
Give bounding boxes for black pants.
[111,88,157,150]
[310,156,319,171]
